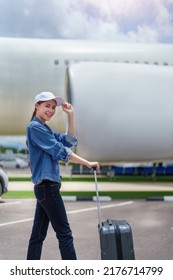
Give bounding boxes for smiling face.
[35,99,57,123]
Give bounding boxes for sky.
[0,0,173,43]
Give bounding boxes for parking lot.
[0,196,173,260]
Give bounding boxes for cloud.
[0,0,172,43]
[74,0,173,42]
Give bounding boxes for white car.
[0,168,8,195]
[0,157,28,169]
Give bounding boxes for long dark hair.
[30,101,44,121]
[26,101,44,147]
[30,108,37,121]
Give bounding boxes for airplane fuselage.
[0,38,173,162]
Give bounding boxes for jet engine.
[65,62,173,163]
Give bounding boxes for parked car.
[0,168,8,195]
[0,157,28,169]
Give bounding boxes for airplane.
[0,37,173,183]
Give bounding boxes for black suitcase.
[93,167,135,260]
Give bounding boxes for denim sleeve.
[54,131,78,148]
[30,124,72,162]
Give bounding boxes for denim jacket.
[26,117,78,184]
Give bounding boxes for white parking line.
[0,201,133,227]
[67,201,133,214]
[0,201,21,207]
[0,218,33,227]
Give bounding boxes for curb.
[62,196,112,202]
[146,196,173,201]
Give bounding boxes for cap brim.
[54,97,65,106]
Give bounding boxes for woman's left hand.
[62,102,74,115]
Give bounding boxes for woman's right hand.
[87,161,100,172]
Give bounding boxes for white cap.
[34,92,65,106]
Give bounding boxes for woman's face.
[35,100,57,123]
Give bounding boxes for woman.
[26,91,99,260]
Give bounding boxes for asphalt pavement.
[0,196,173,260]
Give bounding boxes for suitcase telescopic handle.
[92,166,102,229]
[92,166,97,171]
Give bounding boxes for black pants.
[27,180,77,260]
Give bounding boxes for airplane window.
[163,62,168,66]
[154,62,159,65]
[64,60,69,65]
[54,60,59,65]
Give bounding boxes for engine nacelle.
[66,62,173,163]
[0,168,8,196]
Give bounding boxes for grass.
[8,175,173,182]
[3,190,173,199]
[5,174,173,199]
